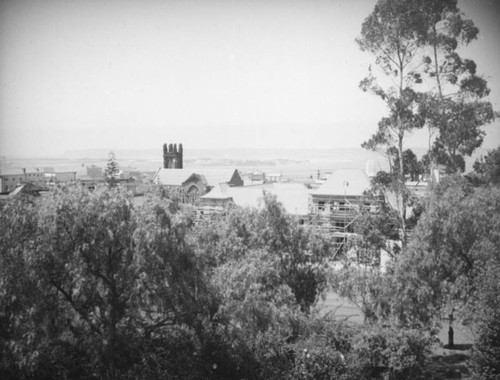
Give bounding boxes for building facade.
[309,169,380,255]
[153,168,243,203]
[0,168,45,193]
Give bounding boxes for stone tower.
[163,143,183,169]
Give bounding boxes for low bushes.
[349,326,432,380]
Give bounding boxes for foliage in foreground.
[0,184,436,379]
[350,326,431,380]
[13,173,500,378]
[0,186,211,378]
[468,262,500,379]
[330,174,500,379]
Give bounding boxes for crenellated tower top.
[163,143,183,169]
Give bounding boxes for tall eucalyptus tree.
[358,0,495,240]
[357,0,428,240]
[418,0,494,173]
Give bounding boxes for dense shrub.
[469,315,500,380]
[468,263,500,379]
[239,314,356,380]
[286,336,349,380]
[350,327,431,380]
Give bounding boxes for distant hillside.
[8,146,489,177]
[64,147,394,161]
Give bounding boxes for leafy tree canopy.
[104,151,120,187]
[473,145,500,185]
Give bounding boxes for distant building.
[0,168,45,193]
[199,182,310,222]
[265,173,283,183]
[153,168,243,203]
[241,171,283,185]
[309,169,380,255]
[45,171,77,184]
[250,171,265,183]
[86,165,103,179]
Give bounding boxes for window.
[334,220,346,228]
[187,185,199,195]
[186,185,200,203]
[335,237,345,244]
[318,201,325,211]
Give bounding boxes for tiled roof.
[311,169,370,196]
[199,183,234,199]
[153,168,239,187]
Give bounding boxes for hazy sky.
[1,0,499,157]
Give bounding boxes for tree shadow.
[426,345,472,380]
[442,343,472,351]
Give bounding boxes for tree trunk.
[397,132,406,246]
[397,53,407,247]
[428,22,444,182]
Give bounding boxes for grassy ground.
[318,291,475,379]
[317,291,364,324]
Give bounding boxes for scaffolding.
[309,195,375,258]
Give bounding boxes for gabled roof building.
[152,168,243,203]
[0,168,45,193]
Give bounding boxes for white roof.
[311,169,370,196]
[201,182,311,215]
[153,168,239,186]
